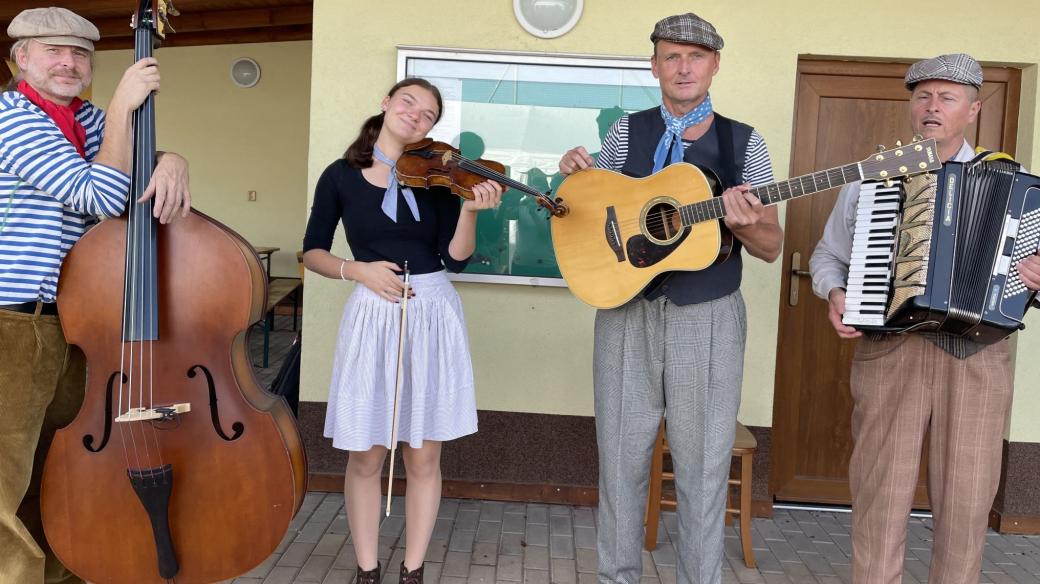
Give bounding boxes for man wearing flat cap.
[558,12,781,584]
[811,53,1040,584]
[0,7,191,584]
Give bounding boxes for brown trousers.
[849,334,1013,584]
[0,306,86,584]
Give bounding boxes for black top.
[303,159,469,274]
[622,109,752,306]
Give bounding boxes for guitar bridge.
[605,206,624,262]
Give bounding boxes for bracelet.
[339,260,347,281]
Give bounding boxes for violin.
[396,138,568,216]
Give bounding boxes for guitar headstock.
[132,0,179,39]
[858,137,940,182]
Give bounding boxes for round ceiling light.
[230,57,261,88]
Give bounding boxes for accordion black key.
[843,156,1040,344]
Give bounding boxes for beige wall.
[304,0,1040,441]
[91,41,311,279]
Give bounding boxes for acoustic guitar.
[550,138,940,308]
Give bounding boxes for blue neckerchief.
[373,145,420,222]
[651,94,713,173]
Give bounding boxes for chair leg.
[739,452,756,568]
[292,290,299,332]
[644,419,665,551]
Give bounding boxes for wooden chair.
[259,278,302,367]
[644,418,757,568]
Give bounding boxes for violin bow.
[385,262,410,517]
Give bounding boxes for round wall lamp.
[513,0,583,39]
[230,57,261,88]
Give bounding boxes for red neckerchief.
[18,80,87,159]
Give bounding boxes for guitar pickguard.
[626,229,691,268]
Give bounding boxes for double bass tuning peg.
[876,144,886,153]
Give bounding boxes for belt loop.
[33,300,44,317]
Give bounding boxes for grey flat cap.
[8,7,100,53]
[651,13,724,51]
[905,53,983,89]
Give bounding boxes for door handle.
[789,252,810,306]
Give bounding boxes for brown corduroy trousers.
[0,306,86,584]
[849,334,1014,584]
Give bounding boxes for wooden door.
[770,59,1021,506]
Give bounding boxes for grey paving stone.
[503,513,526,534]
[469,564,496,584]
[313,533,348,557]
[457,509,481,531]
[232,578,263,584]
[576,549,597,574]
[550,514,573,536]
[780,560,818,584]
[573,508,595,529]
[297,519,333,544]
[525,545,550,570]
[481,501,505,522]
[524,569,549,584]
[332,544,357,570]
[439,500,460,519]
[295,555,335,583]
[504,502,526,514]
[831,562,852,584]
[578,573,597,584]
[443,551,472,578]
[550,535,576,559]
[767,540,800,563]
[500,533,524,556]
[477,521,502,543]
[527,524,549,547]
[528,505,549,525]
[472,542,498,566]
[813,541,849,566]
[798,522,833,544]
[442,577,470,584]
[650,543,676,567]
[425,562,444,584]
[262,566,299,584]
[903,558,929,583]
[830,534,853,557]
[999,563,1040,584]
[549,505,571,517]
[379,515,406,538]
[321,571,354,584]
[797,551,836,577]
[753,549,784,575]
[786,531,819,554]
[642,550,656,575]
[497,554,523,581]
[573,527,596,551]
[450,529,476,553]
[426,539,449,563]
[279,542,318,568]
[434,517,456,540]
[328,515,350,535]
[756,521,787,542]
[657,566,677,584]
[550,558,577,584]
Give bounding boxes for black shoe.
[356,562,381,584]
[399,562,424,584]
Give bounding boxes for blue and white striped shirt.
[0,90,131,304]
[595,115,775,186]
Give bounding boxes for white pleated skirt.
[323,270,477,451]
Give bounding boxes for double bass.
[41,2,307,582]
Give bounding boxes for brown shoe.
[356,562,381,584]
[399,562,424,584]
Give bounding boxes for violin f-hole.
[187,365,244,441]
[82,371,124,453]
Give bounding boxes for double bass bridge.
[115,403,191,423]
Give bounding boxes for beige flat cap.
[7,7,100,53]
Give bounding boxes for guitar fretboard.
[679,163,862,226]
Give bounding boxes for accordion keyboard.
[843,182,903,326]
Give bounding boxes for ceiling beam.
[90,5,312,40]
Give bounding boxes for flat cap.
[905,53,983,89]
[7,7,100,53]
[651,13,723,51]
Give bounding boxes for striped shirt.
[0,90,130,304]
[594,115,775,186]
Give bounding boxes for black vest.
[621,107,754,305]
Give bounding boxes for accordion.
[842,156,1040,344]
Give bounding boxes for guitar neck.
[678,162,863,226]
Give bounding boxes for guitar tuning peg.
[912,133,923,142]
[876,144,886,153]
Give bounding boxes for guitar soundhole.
[642,201,683,245]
